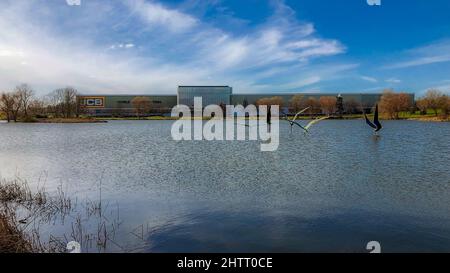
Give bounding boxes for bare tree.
[0,92,21,122]
[48,87,78,118]
[0,92,14,122]
[28,98,46,117]
[437,94,450,117]
[256,96,284,107]
[270,96,284,107]
[10,92,22,122]
[290,95,304,113]
[15,84,34,118]
[343,99,361,114]
[422,89,442,116]
[131,97,151,119]
[379,89,412,119]
[415,98,429,115]
[301,97,320,116]
[319,96,337,115]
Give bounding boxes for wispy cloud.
[385,78,401,84]
[0,0,350,95]
[109,43,135,50]
[360,76,378,83]
[385,40,450,69]
[127,0,198,32]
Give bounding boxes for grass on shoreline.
[97,113,449,122]
[0,213,34,253]
[0,177,121,253]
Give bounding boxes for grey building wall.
[178,86,232,107]
[78,95,177,116]
[78,91,415,116]
[231,93,374,106]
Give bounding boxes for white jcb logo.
[366,241,381,253]
[67,241,81,253]
[66,0,81,6]
[367,0,381,6]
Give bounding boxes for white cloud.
[110,43,135,50]
[360,76,378,83]
[0,0,349,95]
[420,83,450,95]
[386,40,450,69]
[278,76,321,89]
[385,78,401,84]
[127,0,198,33]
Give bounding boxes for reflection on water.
[0,120,449,252]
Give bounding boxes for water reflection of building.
[77,86,415,116]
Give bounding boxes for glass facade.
[178,86,232,107]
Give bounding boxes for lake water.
[0,120,450,253]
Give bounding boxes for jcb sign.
[80,97,105,108]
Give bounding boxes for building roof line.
[178,86,231,88]
[78,94,177,97]
[233,92,415,95]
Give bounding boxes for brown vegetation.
[343,99,361,114]
[301,97,321,115]
[319,96,337,115]
[379,89,412,119]
[290,94,304,113]
[416,89,450,117]
[256,96,284,107]
[0,178,121,253]
[131,96,152,119]
[47,87,78,118]
[1,84,79,122]
[0,213,34,253]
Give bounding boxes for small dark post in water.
[336,94,344,118]
[243,98,248,108]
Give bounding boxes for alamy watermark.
[170,97,280,152]
[366,241,382,253]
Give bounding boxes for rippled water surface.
[0,120,449,252]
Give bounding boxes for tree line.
[415,89,450,117]
[255,89,450,119]
[2,85,449,121]
[0,84,79,122]
[379,89,450,119]
[256,94,362,116]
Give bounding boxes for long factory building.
[77,86,415,116]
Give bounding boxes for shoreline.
[97,115,450,122]
[1,115,449,123]
[36,118,108,124]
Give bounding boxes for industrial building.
[78,86,415,116]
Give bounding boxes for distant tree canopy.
[15,84,34,118]
[0,91,20,122]
[131,96,151,119]
[290,95,304,113]
[0,84,79,122]
[256,96,284,107]
[47,87,78,118]
[416,89,450,117]
[343,99,361,114]
[1,84,36,122]
[378,89,412,119]
[319,96,337,115]
[301,97,321,115]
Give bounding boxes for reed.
[0,177,121,253]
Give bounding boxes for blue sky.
[1,0,450,95]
